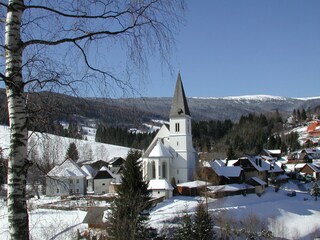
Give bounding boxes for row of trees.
[95,125,156,149]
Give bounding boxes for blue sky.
[142,0,320,98]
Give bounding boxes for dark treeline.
[192,120,233,151]
[95,125,156,150]
[225,112,284,156]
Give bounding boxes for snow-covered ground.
[1,181,320,239]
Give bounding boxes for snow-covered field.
[1,181,320,239]
[0,125,131,164]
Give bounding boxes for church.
[141,73,198,198]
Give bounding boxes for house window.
[57,189,59,194]
[76,189,79,193]
[76,179,79,184]
[175,123,180,132]
[69,189,73,194]
[177,141,179,146]
[69,179,73,184]
[177,170,179,175]
[102,183,105,186]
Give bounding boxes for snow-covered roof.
[207,183,254,192]
[142,125,170,158]
[226,159,238,166]
[148,139,172,158]
[176,180,208,188]
[295,163,306,169]
[81,165,96,179]
[148,179,174,190]
[210,160,242,178]
[264,149,281,155]
[249,177,267,186]
[244,156,283,173]
[94,166,115,179]
[47,159,86,178]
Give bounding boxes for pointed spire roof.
[170,73,191,118]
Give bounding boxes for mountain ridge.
[1,89,320,125]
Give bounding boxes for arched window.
[162,162,167,179]
[152,161,156,179]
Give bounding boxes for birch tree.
[0,0,184,239]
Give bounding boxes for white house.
[141,73,198,198]
[93,166,115,194]
[46,158,87,196]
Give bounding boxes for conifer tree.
[193,202,215,240]
[108,150,152,240]
[65,142,79,162]
[174,206,193,240]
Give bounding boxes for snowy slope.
[0,125,131,164]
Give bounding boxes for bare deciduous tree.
[0,0,185,239]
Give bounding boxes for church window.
[177,141,179,146]
[152,162,156,178]
[177,170,179,175]
[162,162,167,178]
[175,123,180,132]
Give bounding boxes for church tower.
[169,73,197,183]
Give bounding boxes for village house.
[93,166,115,195]
[307,120,320,138]
[205,160,244,185]
[294,163,320,180]
[46,158,87,196]
[231,155,284,184]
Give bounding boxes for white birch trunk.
[5,0,30,239]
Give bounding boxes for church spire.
[170,73,191,118]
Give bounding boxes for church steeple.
[170,73,190,118]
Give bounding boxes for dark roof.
[170,73,191,118]
[108,157,125,166]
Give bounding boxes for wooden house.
[176,180,209,196]
[207,160,245,185]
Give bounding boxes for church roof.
[148,179,174,190]
[142,125,170,158]
[148,139,172,158]
[170,73,191,118]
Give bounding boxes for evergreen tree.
[108,150,152,240]
[174,207,193,240]
[193,202,215,240]
[268,135,276,149]
[65,142,79,162]
[227,145,237,160]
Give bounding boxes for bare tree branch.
[25,4,132,20]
